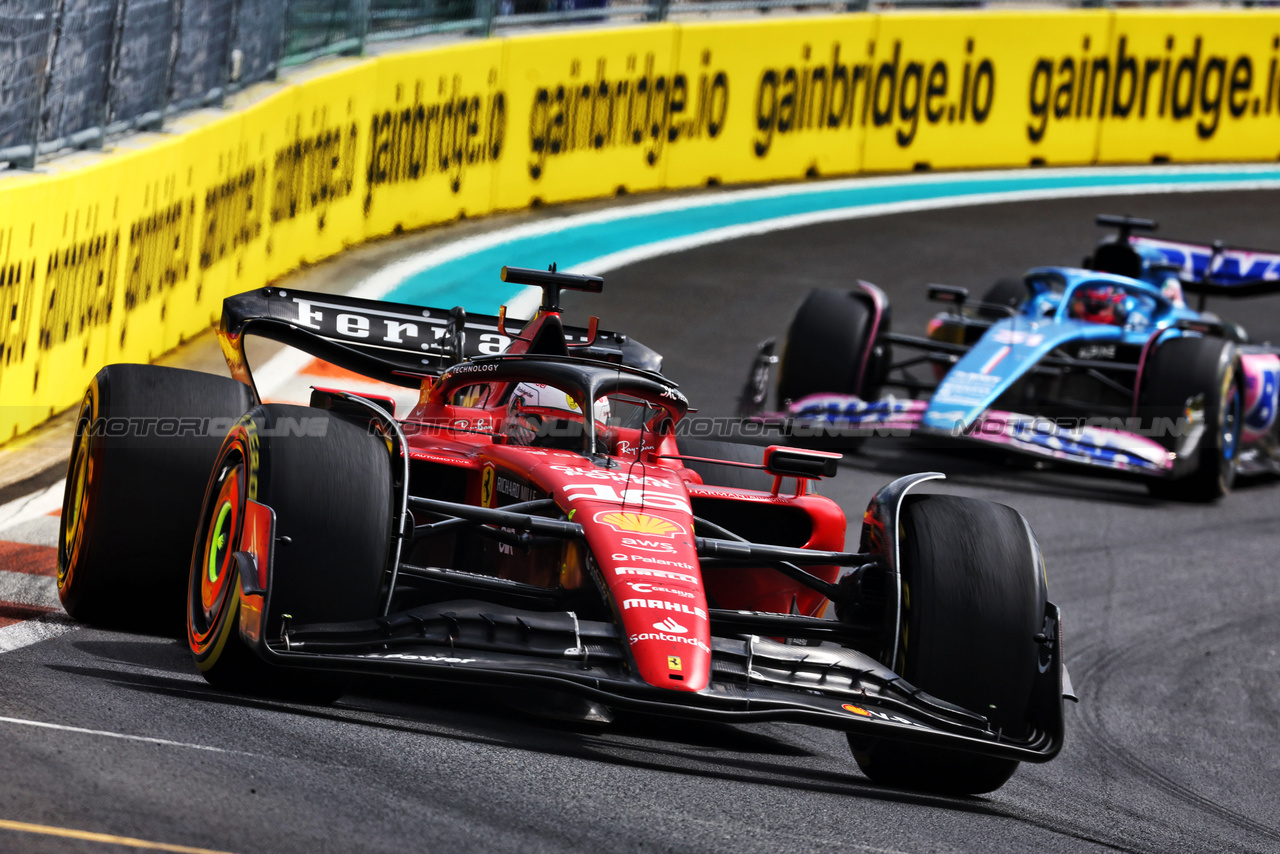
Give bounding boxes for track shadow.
[69,638,195,675]
[45,663,983,803]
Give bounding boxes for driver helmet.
[1069,284,1129,326]
[505,383,610,448]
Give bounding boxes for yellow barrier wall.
[3,9,1280,442]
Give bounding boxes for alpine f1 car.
[58,265,1070,795]
[741,214,1280,501]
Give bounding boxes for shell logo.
[594,511,686,538]
[842,704,871,717]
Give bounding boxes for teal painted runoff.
[387,167,1280,311]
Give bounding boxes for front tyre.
[851,494,1046,795]
[188,404,392,702]
[58,365,252,633]
[777,289,885,406]
[1140,335,1241,502]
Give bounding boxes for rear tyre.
[58,365,252,633]
[188,405,392,703]
[850,494,1045,795]
[978,278,1031,319]
[1139,335,1241,502]
[675,437,776,492]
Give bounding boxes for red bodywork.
[282,305,847,696]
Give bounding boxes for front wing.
[245,596,1065,764]
[772,395,1181,477]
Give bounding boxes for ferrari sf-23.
[58,265,1070,795]
[741,215,1280,501]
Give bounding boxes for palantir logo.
[653,617,687,634]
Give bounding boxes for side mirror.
[927,284,968,310]
[1173,317,1226,337]
[763,445,841,479]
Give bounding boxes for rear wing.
[1132,235,1280,297]
[219,286,662,391]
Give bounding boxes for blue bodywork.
[762,231,1280,483]
[922,266,1199,434]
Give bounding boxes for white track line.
[0,714,251,755]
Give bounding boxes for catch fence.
[0,0,1261,168]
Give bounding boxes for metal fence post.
[18,0,62,169]
[346,0,370,55]
[650,0,669,22]
[274,0,290,77]
[159,0,184,124]
[483,0,497,38]
[219,0,243,101]
[102,0,128,137]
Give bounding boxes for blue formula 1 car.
[739,215,1280,502]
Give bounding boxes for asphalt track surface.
[2,191,1279,854]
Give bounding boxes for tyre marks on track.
[1070,622,1280,853]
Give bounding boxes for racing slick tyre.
[188,405,392,703]
[977,278,1031,320]
[58,365,253,633]
[1139,335,1242,502]
[850,494,1045,795]
[675,437,777,492]
[777,288,886,406]
[777,289,887,450]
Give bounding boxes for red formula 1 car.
[58,266,1070,794]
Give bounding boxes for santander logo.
[652,617,687,634]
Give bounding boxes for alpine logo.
[652,617,687,633]
[1075,344,1116,361]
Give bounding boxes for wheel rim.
[57,410,95,591]
[191,454,243,647]
[1222,380,1241,462]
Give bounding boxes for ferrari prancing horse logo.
[481,464,496,508]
